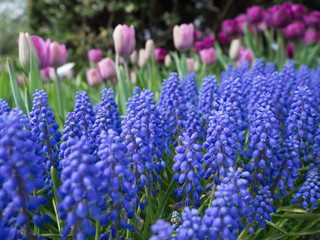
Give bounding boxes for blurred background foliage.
[1,0,320,65]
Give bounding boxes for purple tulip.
[269,5,291,29]
[49,42,68,68]
[304,11,320,27]
[286,43,295,59]
[88,49,102,63]
[86,69,103,86]
[235,14,248,35]
[193,30,199,42]
[194,41,206,53]
[284,21,305,40]
[303,28,320,45]
[199,47,216,65]
[247,6,264,24]
[97,58,117,80]
[291,4,306,20]
[154,48,167,64]
[173,23,194,50]
[218,32,230,46]
[203,36,215,48]
[222,19,238,37]
[113,24,136,56]
[31,36,51,69]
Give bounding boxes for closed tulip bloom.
[286,43,295,59]
[50,42,68,68]
[138,49,146,68]
[87,49,102,63]
[304,11,320,27]
[247,6,264,24]
[186,58,194,72]
[40,69,48,83]
[218,32,231,46]
[144,39,155,61]
[194,41,206,53]
[303,28,320,45]
[86,69,103,86]
[203,36,215,48]
[237,47,254,67]
[98,58,117,80]
[164,54,172,67]
[113,24,136,56]
[222,19,238,37]
[154,48,167,64]
[284,21,305,40]
[19,32,39,71]
[235,14,248,35]
[173,23,194,50]
[199,47,216,65]
[229,39,241,60]
[270,5,291,29]
[17,75,25,86]
[130,50,137,64]
[31,36,51,69]
[291,4,306,20]
[130,71,136,84]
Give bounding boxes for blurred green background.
[1,0,320,65]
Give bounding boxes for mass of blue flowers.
[1,59,320,239]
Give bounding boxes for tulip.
[31,36,51,69]
[50,42,68,68]
[113,24,136,56]
[303,28,320,46]
[164,55,172,67]
[203,36,215,48]
[186,58,194,72]
[46,67,56,81]
[154,48,167,64]
[291,4,306,20]
[194,41,206,53]
[199,47,216,65]
[237,47,254,67]
[222,19,238,37]
[247,6,264,24]
[284,21,305,40]
[86,69,103,86]
[218,32,230,46]
[130,50,137,64]
[235,14,248,35]
[40,69,48,83]
[98,58,117,80]
[173,23,194,50]
[87,49,102,63]
[193,30,199,41]
[229,39,241,60]
[286,43,295,59]
[17,75,25,86]
[304,11,320,27]
[130,71,136,84]
[138,49,146,68]
[270,5,291,29]
[144,39,155,61]
[19,32,39,71]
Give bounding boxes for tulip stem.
[95,219,99,240]
[54,70,64,118]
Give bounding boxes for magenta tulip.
[247,6,264,24]
[218,32,230,46]
[50,42,68,68]
[222,19,238,37]
[235,14,248,35]
[86,69,103,86]
[303,28,320,45]
[113,24,136,56]
[203,36,215,48]
[291,4,306,20]
[97,58,117,80]
[304,11,320,27]
[286,43,295,59]
[31,36,51,69]
[194,41,206,53]
[154,48,167,64]
[269,5,291,29]
[88,49,102,63]
[284,21,305,40]
[199,47,216,65]
[173,23,194,50]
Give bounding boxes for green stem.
[52,198,61,233]
[142,174,153,240]
[95,219,100,240]
[238,222,253,239]
[209,183,216,207]
[54,70,64,118]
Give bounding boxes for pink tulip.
[218,32,230,46]
[286,43,295,59]
[186,58,194,72]
[199,48,216,65]
[247,6,264,24]
[303,28,320,46]
[50,42,68,68]
[40,69,48,83]
[88,49,102,63]
[154,48,167,64]
[284,21,305,40]
[237,47,254,67]
[222,19,238,37]
[86,69,103,86]
[113,24,136,56]
[17,75,25,86]
[98,58,117,80]
[130,71,136,84]
[173,23,194,50]
[31,36,51,69]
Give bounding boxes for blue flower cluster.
[150,219,173,240]
[0,99,10,115]
[181,72,198,106]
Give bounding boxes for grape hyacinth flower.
[290,169,320,211]
[97,130,136,238]
[58,136,105,240]
[183,104,205,141]
[59,91,95,159]
[0,99,10,115]
[149,219,173,240]
[172,132,205,207]
[29,90,62,194]
[0,109,46,239]
[181,72,198,107]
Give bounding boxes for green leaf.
[171,51,183,80]
[30,50,43,94]
[155,178,175,220]
[273,213,320,219]
[7,59,27,113]
[266,221,287,234]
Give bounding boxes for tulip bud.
[50,42,68,68]
[113,24,136,56]
[303,28,320,46]
[138,49,146,68]
[164,55,172,67]
[186,58,194,72]
[130,50,137,64]
[222,19,237,37]
[98,58,117,80]
[270,5,291,29]
[247,6,264,24]
[284,21,305,40]
[229,39,241,60]
[286,43,295,59]
[19,32,39,71]
[86,69,103,86]
[154,48,167,64]
[218,32,231,46]
[88,49,102,63]
[173,23,194,50]
[17,75,25,86]
[130,71,136,84]
[237,47,254,67]
[40,69,47,83]
[31,36,51,69]
[144,39,155,61]
[199,47,216,65]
